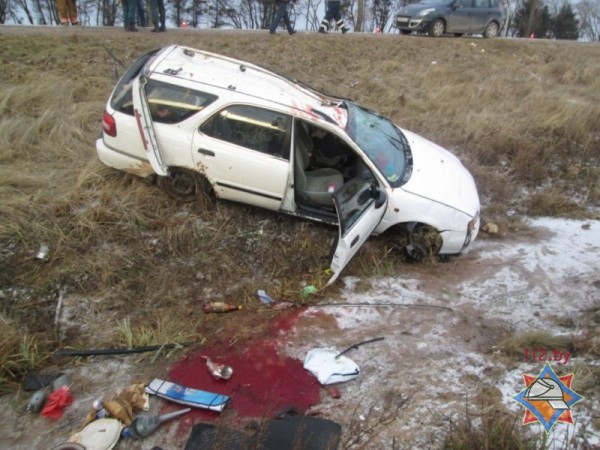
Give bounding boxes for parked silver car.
[394,0,502,38]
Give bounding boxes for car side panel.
[191,131,289,211]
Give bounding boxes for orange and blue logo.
[513,363,584,433]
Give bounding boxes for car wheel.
[429,19,445,37]
[157,168,213,204]
[483,21,499,38]
[405,224,442,262]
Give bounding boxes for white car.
[96,45,480,284]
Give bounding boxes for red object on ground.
[168,309,321,424]
[41,386,73,419]
[328,387,341,399]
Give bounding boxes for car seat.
[294,122,344,206]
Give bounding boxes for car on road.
[96,45,480,284]
[394,0,502,38]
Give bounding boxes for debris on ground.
[303,348,360,385]
[41,386,73,419]
[145,378,230,412]
[481,222,499,234]
[201,355,233,380]
[202,302,242,313]
[124,408,191,439]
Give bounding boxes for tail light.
[102,111,117,137]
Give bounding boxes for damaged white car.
[96,45,480,284]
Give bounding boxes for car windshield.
[345,102,412,188]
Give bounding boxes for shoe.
[288,29,296,35]
[318,28,327,34]
[126,25,138,32]
[159,24,166,32]
[269,30,276,35]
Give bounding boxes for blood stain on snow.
[167,308,321,426]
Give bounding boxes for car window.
[145,80,217,124]
[200,105,292,160]
[473,0,488,7]
[458,0,472,7]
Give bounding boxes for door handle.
[350,235,360,248]
[197,148,215,157]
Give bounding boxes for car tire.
[157,168,214,205]
[429,19,445,37]
[483,21,499,38]
[405,224,442,262]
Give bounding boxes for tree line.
[1,0,598,41]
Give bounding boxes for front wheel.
[405,225,443,262]
[429,19,446,37]
[483,21,499,38]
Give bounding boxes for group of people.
[54,0,165,32]
[56,0,347,35]
[269,0,350,35]
[123,0,166,32]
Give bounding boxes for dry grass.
[0,27,599,446]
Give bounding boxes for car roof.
[145,45,347,128]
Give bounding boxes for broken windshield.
[345,102,412,188]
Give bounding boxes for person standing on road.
[136,0,148,27]
[57,0,79,26]
[318,0,350,34]
[269,0,297,35]
[150,0,166,32]
[122,0,138,31]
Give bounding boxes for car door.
[446,0,474,32]
[327,177,387,285]
[131,75,169,176]
[470,0,491,31]
[192,105,292,211]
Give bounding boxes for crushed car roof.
[146,45,347,127]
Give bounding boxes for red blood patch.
[167,308,321,424]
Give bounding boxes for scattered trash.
[271,301,295,310]
[41,386,73,419]
[145,378,229,412]
[304,338,384,385]
[124,408,191,439]
[68,418,122,450]
[51,373,70,391]
[303,348,360,385]
[35,244,49,260]
[257,289,275,306]
[257,289,295,309]
[202,355,233,380]
[328,387,341,399]
[301,285,317,298]
[82,382,149,427]
[51,443,86,450]
[202,301,242,313]
[23,372,62,391]
[26,388,48,413]
[431,61,437,65]
[481,222,499,234]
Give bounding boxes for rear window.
[110,49,160,115]
[144,79,217,124]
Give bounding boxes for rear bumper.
[96,137,154,177]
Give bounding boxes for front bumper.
[394,16,430,31]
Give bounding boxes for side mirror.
[371,185,386,209]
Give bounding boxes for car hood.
[400,129,479,217]
[398,3,443,14]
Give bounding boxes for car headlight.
[417,8,435,16]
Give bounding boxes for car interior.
[293,120,376,216]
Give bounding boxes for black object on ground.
[184,416,341,450]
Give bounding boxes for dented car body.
[96,45,480,284]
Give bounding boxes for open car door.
[132,75,169,177]
[327,178,387,285]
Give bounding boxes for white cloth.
[303,348,360,385]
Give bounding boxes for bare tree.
[576,0,600,41]
[0,0,9,23]
[13,0,35,23]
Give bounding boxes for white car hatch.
[132,75,169,177]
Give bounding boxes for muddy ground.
[1,217,598,449]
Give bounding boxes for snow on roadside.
[282,218,599,447]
